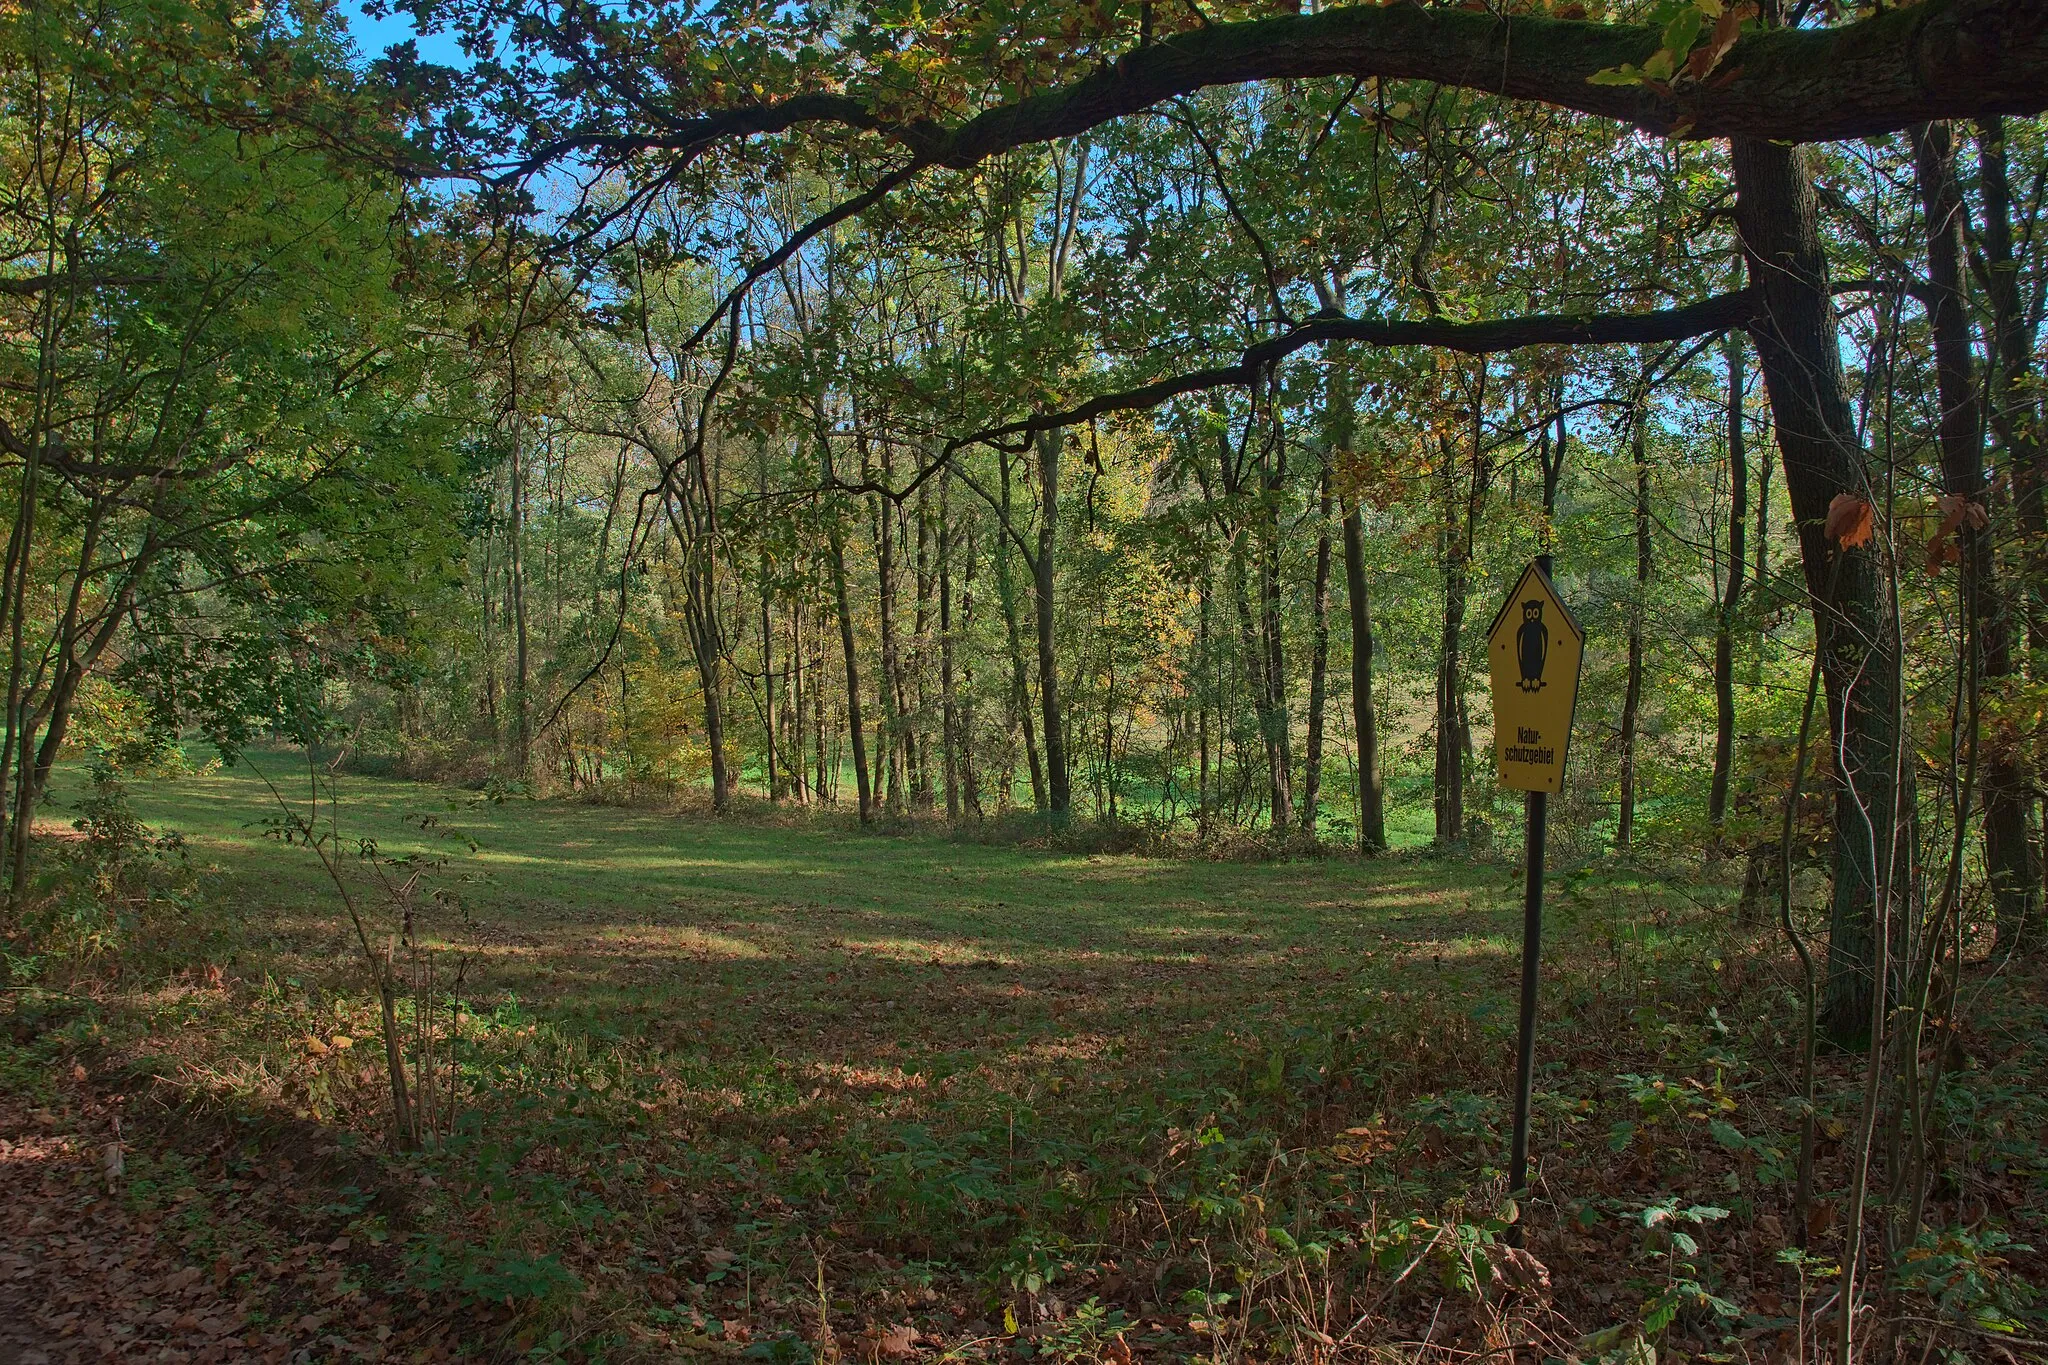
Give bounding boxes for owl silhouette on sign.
[1516,600,1548,692]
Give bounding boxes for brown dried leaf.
[858,1323,921,1362]
[1825,492,1874,548]
[1695,5,1741,77]
[1495,1246,1553,1299]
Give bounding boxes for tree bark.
[873,480,908,816]
[997,452,1045,811]
[939,474,962,822]
[1257,511,1295,832]
[1733,136,1899,1047]
[1034,427,1070,817]
[1711,327,1748,842]
[1433,490,1466,846]
[1328,344,1387,853]
[760,548,778,801]
[1617,391,1650,851]
[508,408,531,775]
[827,523,874,822]
[1197,564,1213,833]
[1344,504,1386,853]
[607,0,2048,163]
[959,505,982,817]
[910,488,934,808]
[1302,469,1334,835]
[1229,541,1290,829]
[1913,119,2037,945]
[1975,117,2046,658]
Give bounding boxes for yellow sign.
[1486,561,1584,793]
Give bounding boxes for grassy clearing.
[3,755,2044,1362]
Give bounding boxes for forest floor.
[0,757,2043,1363]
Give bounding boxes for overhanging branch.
[974,290,1755,451]
[827,289,1755,504]
[526,0,2048,177]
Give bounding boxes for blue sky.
[342,1,470,68]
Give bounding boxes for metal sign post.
[1485,558,1584,1247]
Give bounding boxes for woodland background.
[1,0,2046,1360]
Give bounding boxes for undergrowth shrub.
[9,754,197,976]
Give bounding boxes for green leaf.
[1661,7,1703,57]
[1587,64,1646,86]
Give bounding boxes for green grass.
[11,752,2045,1362]
[72,753,1528,1097]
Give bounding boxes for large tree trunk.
[1733,137,1900,1048]
[1711,327,1749,842]
[1913,120,2038,944]
[828,525,874,822]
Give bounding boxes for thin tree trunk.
[1230,535,1290,831]
[790,603,807,803]
[939,476,961,822]
[806,638,823,802]
[1914,120,2037,945]
[910,489,933,807]
[1197,566,1212,832]
[1344,506,1386,853]
[828,525,873,822]
[1434,497,1464,847]
[1711,327,1749,843]
[1617,392,1650,851]
[1258,524,1295,830]
[997,454,1044,811]
[959,507,982,817]
[1329,342,1387,854]
[760,549,778,801]
[874,483,907,816]
[1977,117,2047,659]
[688,589,729,810]
[1034,427,1070,817]
[1302,467,1333,834]
[509,409,530,775]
